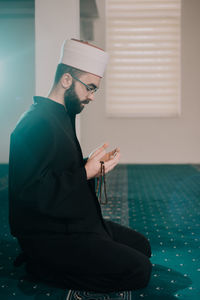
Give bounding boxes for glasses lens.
[91,88,98,94]
[72,75,98,94]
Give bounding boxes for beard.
[64,82,86,115]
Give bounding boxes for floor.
[0,164,199,299]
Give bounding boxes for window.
[106,0,181,117]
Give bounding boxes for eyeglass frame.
[71,75,98,94]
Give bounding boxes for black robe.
[8,96,152,292]
[9,96,109,238]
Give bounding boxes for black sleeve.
[83,157,97,193]
[9,117,90,219]
[83,157,88,165]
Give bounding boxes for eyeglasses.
[71,75,98,94]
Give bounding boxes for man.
[9,39,152,292]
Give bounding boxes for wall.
[80,0,200,164]
[0,0,80,163]
[35,0,80,96]
[35,0,80,138]
[0,1,35,163]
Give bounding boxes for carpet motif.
[127,165,200,299]
[66,290,131,300]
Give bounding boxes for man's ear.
[60,73,72,90]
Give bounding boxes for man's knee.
[138,233,152,258]
[124,256,152,290]
[138,258,152,288]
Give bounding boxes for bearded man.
[9,39,152,292]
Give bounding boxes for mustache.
[81,99,90,104]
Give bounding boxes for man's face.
[64,73,101,115]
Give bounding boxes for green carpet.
[0,164,199,299]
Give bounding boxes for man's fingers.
[104,153,120,171]
[111,147,120,155]
[90,148,107,162]
[90,143,109,158]
[109,147,120,159]
[109,152,120,163]
[105,161,118,173]
[95,149,107,161]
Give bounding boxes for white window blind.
[106,0,181,117]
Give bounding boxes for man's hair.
[54,63,85,86]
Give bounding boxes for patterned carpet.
[0,164,199,299]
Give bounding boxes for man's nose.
[87,93,95,101]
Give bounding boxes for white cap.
[59,38,109,78]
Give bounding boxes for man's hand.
[100,147,120,162]
[85,143,120,180]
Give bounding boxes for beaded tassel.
[96,161,108,204]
